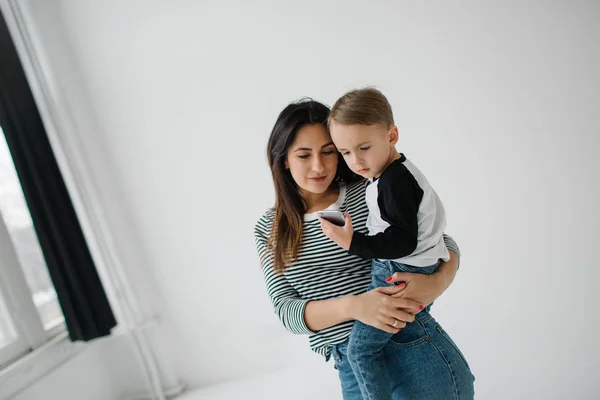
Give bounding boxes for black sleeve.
[349,166,423,259]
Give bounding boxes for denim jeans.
[332,310,475,399]
[342,259,473,399]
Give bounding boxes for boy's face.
[329,121,398,179]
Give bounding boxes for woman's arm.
[304,296,354,331]
[388,250,458,307]
[257,231,420,335]
[255,219,437,335]
[307,243,458,332]
[304,285,422,334]
[388,234,461,307]
[255,225,315,334]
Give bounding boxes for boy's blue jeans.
[333,309,475,399]
[347,259,444,400]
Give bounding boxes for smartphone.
[316,210,346,226]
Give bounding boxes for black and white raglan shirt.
[349,154,450,266]
[254,178,460,360]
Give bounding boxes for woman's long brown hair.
[266,99,358,273]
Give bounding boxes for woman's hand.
[387,273,443,309]
[347,284,423,334]
[387,252,460,308]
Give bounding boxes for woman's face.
[285,124,338,196]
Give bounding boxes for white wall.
[24,0,600,398]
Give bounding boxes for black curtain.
[0,11,116,341]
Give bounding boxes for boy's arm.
[349,168,423,259]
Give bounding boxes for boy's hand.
[318,212,354,250]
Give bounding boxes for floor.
[175,362,342,400]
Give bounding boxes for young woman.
[255,99,474,399]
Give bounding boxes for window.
[0,126,65,368]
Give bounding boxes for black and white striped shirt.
[254,179,460,360]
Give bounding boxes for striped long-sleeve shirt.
[254,179,460,360]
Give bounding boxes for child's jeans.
[333,308,475,400]
[347,259,441,400]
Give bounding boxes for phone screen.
[317,211,345,226]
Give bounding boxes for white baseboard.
[120,382,187,400]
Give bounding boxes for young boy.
[318,87,450,400]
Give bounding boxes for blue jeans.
[348,260,472,400]
[333,310,475,399]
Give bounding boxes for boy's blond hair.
[328,87,394,128]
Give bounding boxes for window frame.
[0,190,67,368]
[0,1,82,398]
[0,0,184,398]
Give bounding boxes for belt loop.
[330,344,340,363]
